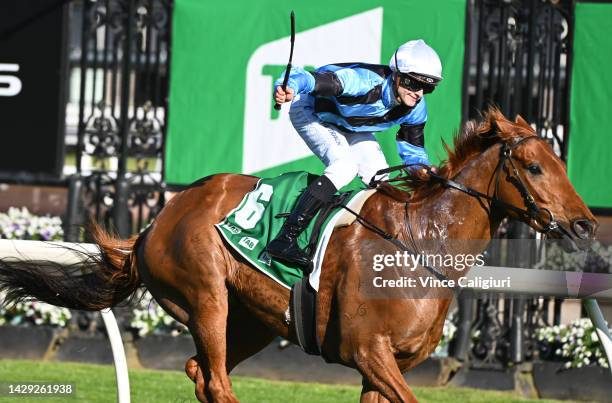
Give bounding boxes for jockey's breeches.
[289,95,389,189]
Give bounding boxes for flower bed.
[536,317,610,369]
[0,207,71,329]
[0,207,63,241]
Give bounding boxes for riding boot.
[267,175,337,267]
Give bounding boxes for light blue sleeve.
[274,66,315,95]
[333,68,384,96]
[397,141,431,170]
[397,99,430,169]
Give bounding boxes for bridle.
[375,136,574,241]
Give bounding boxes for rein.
[340,203,450,282]
[338,135,574,283]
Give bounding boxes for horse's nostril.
[572,219,593,239]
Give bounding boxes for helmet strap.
[393,74,402,104]
[393,49,404,103]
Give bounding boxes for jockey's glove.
[397,141,431,172]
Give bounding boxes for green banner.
[568,2,612,208]
[166,0,466,185]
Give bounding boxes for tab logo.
[222,222,242,235]
[239,236,259,251]
[243,8,383,174]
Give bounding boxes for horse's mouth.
[544,218,596,253]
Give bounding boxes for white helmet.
[389,39,443,83]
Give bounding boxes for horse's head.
[476,109,597,250]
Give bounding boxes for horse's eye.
[527,164,542,175]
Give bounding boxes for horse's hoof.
[185,357,199,382]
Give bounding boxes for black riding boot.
[267,175,337,267]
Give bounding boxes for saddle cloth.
[215,171,376,291]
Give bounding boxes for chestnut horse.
[0,108,597,403]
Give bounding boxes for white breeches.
[289,95,389,189]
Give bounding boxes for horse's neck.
[409,146,502,265]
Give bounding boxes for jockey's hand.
[415,166,437,180]
[274,86,295,104]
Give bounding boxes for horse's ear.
[493,112,515,136]
[479,106,503,136]
[515,114,530,128]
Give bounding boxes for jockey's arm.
[396,98,432,171]
[274,66,378,101]
[396,123,432,170]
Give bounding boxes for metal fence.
[64,0,172,240]
[60,0,172,332]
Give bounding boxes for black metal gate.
[465,0,572,157]
[65,0,172,240]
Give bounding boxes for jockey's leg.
[286,94,358,189]
[347,132,390,186]
[267,175,337,267]
[267,95,358,267]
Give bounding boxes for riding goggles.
[397,73,438,94]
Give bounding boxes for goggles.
[397,73,437,94]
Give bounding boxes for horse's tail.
[0,222,144,311]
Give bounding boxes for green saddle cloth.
[215,172,363,289]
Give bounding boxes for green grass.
[0,360,572,403]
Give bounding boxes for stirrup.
[266,237,312,267]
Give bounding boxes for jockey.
[266,39,443,267]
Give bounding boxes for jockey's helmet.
[389,40,443,86]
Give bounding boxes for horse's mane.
[379,106,538,202]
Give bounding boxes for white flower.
[536,317,612,370]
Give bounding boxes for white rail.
[0,239,130,403]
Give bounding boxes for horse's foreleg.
[189,286,239,403]
[184,302,275,402]
[360,381,391,403]
[185,355,210,403]
[354,337,418,403]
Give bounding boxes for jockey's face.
[396,83,423,107]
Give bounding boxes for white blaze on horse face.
[242,8,383,174]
